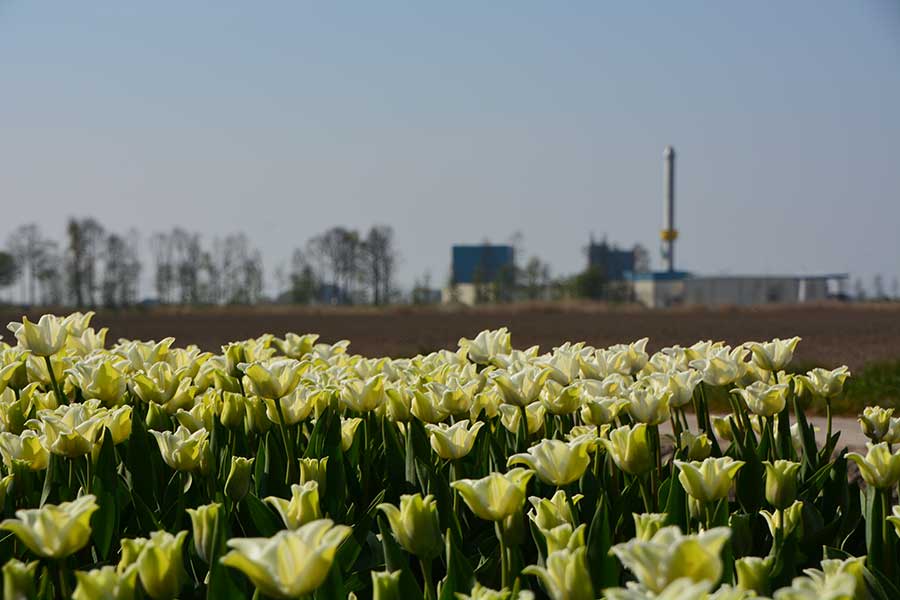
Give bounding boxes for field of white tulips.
[1,313,899,600]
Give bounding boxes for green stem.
[55,560,71,599]
[495,521,509,590]
[420,557,437,600]
[44,355,64,406]
[272,398,297,484]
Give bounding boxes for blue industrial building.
[451,245,515,284]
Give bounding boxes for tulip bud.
[220,392,247,430]
[118,537,149,572]
[377,494,442,559]
[679,431,712,461]
[522,547,594,600]
[299,457,328,491]
[134,530,188,600]
[601,424,653,476]
[847,443,900,490]
[541,523,586,555]
[735,556,772,595]
[266,482,321,529]
[213,372,243,394]
[764,460,800,509]
[145,402,170,432]
[225,456,254,503]
[341,417,363,452]
[2,558,38,600]
[859,406,893,443]
[105,406,133,445]
[761,500,804,538]
[187,503,222,563]
[528,490,581,531]
[73,565,139,600]
[633,512,667,541]
[243,396,272,434]
[371,570,402,600]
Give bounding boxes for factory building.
[443,244,515,305]
[628,271,848,308]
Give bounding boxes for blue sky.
[2,2,899,295]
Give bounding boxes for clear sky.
[2,1,899,295]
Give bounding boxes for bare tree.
[7,224,44,305]
[66,218,106,306]
[362,225,398,305]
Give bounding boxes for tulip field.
[2,314,900,599]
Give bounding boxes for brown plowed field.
[4,302,899,369]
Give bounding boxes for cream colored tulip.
[674,457,745,503]
[522,547,594,600]
[679,431,712,461]
[0,494,98,559]
[749,337,801,372]
[508,436,595,486]
[151,426,209,472]
[265,482,321,529]
[133,530,188,600]
[225,456,255,502]
[733,381,789,418]
[761,500,804,538]
[764,460,801,509]
[633,512,668,541]
[341,375,386,413]
[377,493,442,559]
[426,420,484,460]
[7,314,68,356]
[490,366,552,408]
[458,328,512,366]
[601,424,653,476]
[859,406,893,443]
[795,366,850,398]
[528,490,581,531]
[265,386,317,426]
[66,358,128,407]
[2,558,38,600]
[0,430,49,471]
[220,519,351,599]
[187,503,222,563]
[73,565,138,600]
[451,468,534,522]
[499,402,545,435]
[627,384,670,425]
[847,443,900,489]
[610,526,731,593]
[580,397,623,426]
[240,359,304,400]
[689,346,746,387]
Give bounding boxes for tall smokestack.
[661,146,678,272]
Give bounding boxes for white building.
[628,272,848,308]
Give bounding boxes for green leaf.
[242,493,281,537]
[439,529,474,600]
[586,493,619,590]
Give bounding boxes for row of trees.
[2,220,141,308]
[0,221,400,308]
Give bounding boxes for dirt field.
[4,302,899,369]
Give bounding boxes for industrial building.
[628,271,848,308]
[443,244,515,305]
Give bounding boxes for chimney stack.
[661,146,678,272]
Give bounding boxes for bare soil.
[4,302,899,369]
